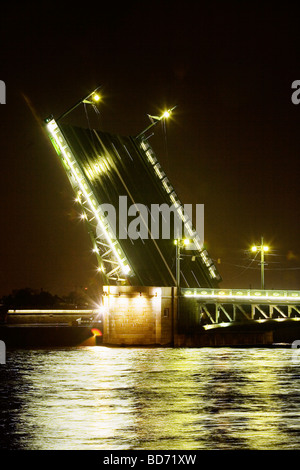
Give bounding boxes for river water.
[1,346,300,450]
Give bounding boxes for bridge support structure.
[101,286,300,347]
[102,286,178,346]
[178,288,300,346]
[3,287,300,347]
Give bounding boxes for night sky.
[1,2,300,297]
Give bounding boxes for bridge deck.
[182,287,300,303]
[181,288,300,326]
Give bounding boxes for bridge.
[44,109,220,289]
[182,287,300,326]
[42,90,300,346]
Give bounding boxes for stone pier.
[102,286,177,346]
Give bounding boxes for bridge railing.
[182,288,300,303]
[181,288,300,325]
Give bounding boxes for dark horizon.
[1,2,300,296]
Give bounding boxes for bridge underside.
[46,118,221,288]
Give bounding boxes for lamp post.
[174,238,190,329]
[251,236,269,289]
[136,106,176,139]
[174,238,191,289]
[57,86,102,121]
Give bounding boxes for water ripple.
[1,347,300,449]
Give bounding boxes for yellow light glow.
[8,309,99,314]
[46,119,131,278]
[122,265,131,274]
[251,246,257,252]
[92,93,101,102]
[184,238,190,245]
[263,246,269,252]
[162,110,170,119]
[91,328,102,336]
[182,287,300,303]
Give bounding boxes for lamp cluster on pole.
[136,106,177,139]
[251,236,269,289]
[57,86,102,121]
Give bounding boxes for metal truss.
[45,117,132,284]
[182,287,300,327]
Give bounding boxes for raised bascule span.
[45,111,221,289]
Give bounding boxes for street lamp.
[174,238,191,325]
[57,86,102,121]
[251,236,269,289]
[136,106,177,139]
[174,238,191,289]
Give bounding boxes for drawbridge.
[42,90,300,343]
[44,94,221,289]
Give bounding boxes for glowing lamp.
[122,265,130,274]
[92,93,101,102]
[162,110,171,119]
[91,328,102,336]
[250,237,270,290]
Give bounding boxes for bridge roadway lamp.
[56,86,102,121]
[136,106,177,139]
[251,236,269,290]
[174,238,191,289]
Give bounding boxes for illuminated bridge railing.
[181,288,300,326]
[182,288,300,303]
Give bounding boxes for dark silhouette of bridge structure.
[45,109,221,289]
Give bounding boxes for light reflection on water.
[1,347,300,449]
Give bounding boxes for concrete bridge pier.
[102,286,178,346]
